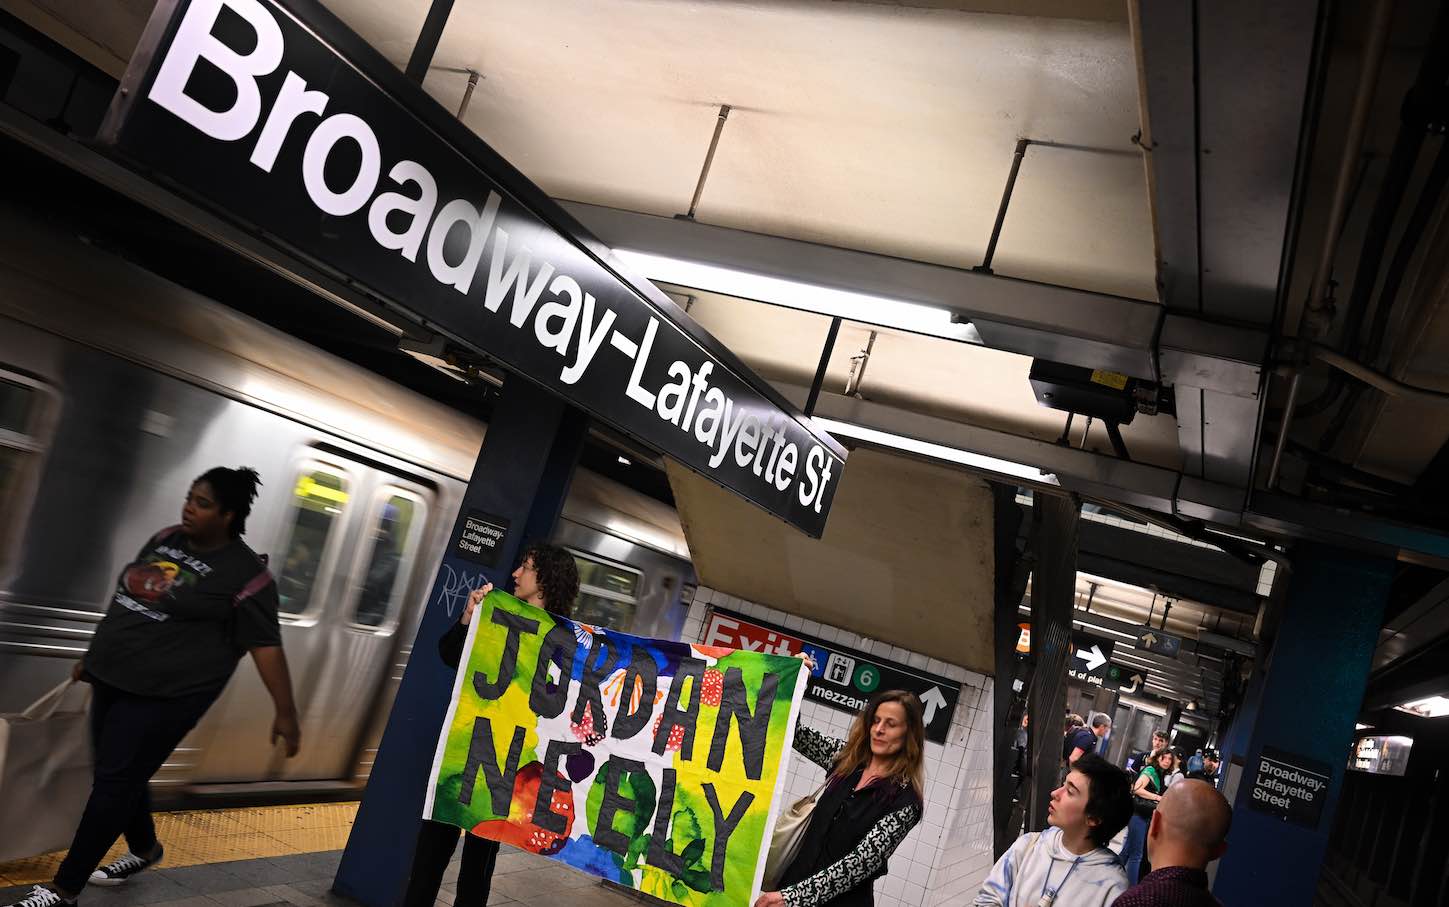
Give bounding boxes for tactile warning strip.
[0,803,358,887]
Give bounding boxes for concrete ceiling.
[666,445,998,673]
[343,0,1159,303]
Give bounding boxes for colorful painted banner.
[424,592,808,905]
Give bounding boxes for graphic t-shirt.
[84,527,282,698]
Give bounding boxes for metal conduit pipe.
[1299,0,1398,342]
[1311,344,1449,407]
[1268,0,1397,489]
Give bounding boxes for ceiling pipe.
[1311,344,1449,407]
[456,69,480,119]
[685,105,731,220]
[1268,0,1396,489]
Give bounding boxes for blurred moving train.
[0,202,695,795]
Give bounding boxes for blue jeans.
[1123,812,1151,883]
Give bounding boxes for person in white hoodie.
[974,752,1133,907]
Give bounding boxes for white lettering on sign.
[703,614,800,656]
[143,0,840,521]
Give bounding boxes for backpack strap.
[233,551,273,608]
[147,524,184,548]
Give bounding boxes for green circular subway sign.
[853,663,881,692]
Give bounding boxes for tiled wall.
[680,587,997,907]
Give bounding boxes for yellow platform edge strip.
[0,803,358,887]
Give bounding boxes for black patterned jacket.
[777,727,924,907]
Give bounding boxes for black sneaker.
[89,845,163,886]
[9,887,76,907]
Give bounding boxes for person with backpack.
[974,752,1133,906]
[1121,749,1173,884]
[10,467,300,907]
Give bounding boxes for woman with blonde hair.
[753,689,926,907]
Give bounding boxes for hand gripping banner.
[424,592,808,905]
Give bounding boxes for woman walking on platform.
[754,688,927,907]
[9,467,300,907]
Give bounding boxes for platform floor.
[0,804,639,907]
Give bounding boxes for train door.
[275,475,430,780]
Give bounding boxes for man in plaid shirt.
[1111,781,1232,907]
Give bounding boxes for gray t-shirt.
[85,526,282,698]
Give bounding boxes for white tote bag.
[0,680,93,862]
[762,777,829,891]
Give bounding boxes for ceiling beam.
[565,200,1265,394]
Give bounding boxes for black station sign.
[450,509,510,568]
[98,0,845,537]
[1246,745,1332,830]
[1067,630,1117,687]
[702,608,960,744]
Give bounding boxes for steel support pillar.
[991,486,1029,856]
[1213,544,1391,904]
[334,377,587,907]
[404,0,455,83]
[1025,493,1080,832]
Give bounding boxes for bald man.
[1110,780,1232,907]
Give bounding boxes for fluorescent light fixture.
[1355,723,1371,730]
[1395,695,1449,718]
[615,249,983,343]
[616,455,632,467]
[811,416,1058,485]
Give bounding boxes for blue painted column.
[1213,543,1391,903]
[334,376,586,907]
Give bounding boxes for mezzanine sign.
[99,0,845,537]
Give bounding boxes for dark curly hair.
[521,542,580,618]
[195,466,262,537]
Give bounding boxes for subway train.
[0,203,695,794]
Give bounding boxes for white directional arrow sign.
[1142,632,1159,648]
[920,686,948,725]
[1074,644,1108,672]
[1122,673,1144,694]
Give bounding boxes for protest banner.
[424,592,808,905]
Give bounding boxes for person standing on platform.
[1186,749,1221,788]
[1163,751,1186,789]
[1111,780,1231,907]
[1121,749,1173,884]
[1066,714,1110,768]
[402,543,580,907]
[974,752,1132,907]
[754,688,926,907]
[9,467,299,907]
[1127,730,1169,776]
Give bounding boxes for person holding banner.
[402,543,580,907]
[755,688,927,907]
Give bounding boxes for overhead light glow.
[1355,723,1372,730]
[616,455,632,467]
[614,249,983,343]
[811,416,1058,485]
[1395,695,1449,718]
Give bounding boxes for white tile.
[906,650,929,669]
[801,619,821,636]
[783,613,804,630]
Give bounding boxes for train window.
[0,373,49,573]
[275,469,350,616]
[352,492,424,628]
[569,551,641,632]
